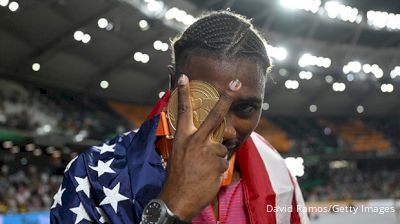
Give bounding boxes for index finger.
[196,79,242,140]
[175,74,194,136]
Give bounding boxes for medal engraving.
[167,80,226,142]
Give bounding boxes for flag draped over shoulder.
[237,133,310,224]
[50,93,310,224]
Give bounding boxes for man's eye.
[233,103,257,116]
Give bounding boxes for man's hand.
[158,74,242,221]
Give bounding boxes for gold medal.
[167,80,226,143]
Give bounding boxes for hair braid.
[171,10,271,76]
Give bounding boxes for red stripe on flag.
[146,90,170,120]
[237,137,276,224]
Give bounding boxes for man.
[51,10,310,224]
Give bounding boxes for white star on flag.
[89,158,115,177]
[70,202,92,224]
[100,182,129,213]
[96,207,109,223]
[51,186,65,209]
[94,143,116,154]
[124,131,133,135]
[64,156,78,173]
[75,176,90,197]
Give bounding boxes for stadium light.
[82,34,91,43]
[343,61,361,74]
[133,52,150,63]
[165,7,179,20]
[32,63,40,72]
[325,75,333,83]
[164,7,196,26]
[285,80,299,89]
[362,64,371,73]
[145,0,164,14]
[98,18,108,29]
[332,82,346,92]
[349,61,361,73]
[309,104,317,112]
[266,45,288,61]
[0,0,9,7]
[390,66,400,79]
[105,22,114,31]
[370,64,383,78]
[346,74,354,81]
[73,31,91,43]
[380,83,394,93]
[352,63,384,78]
[161,43,168,51]
[153,40,169,52]
[357,105,364,114]
[100,80,109,89]
[141,54,150,63]
[324,1,361,23]
[280,0,321,14]
[134,52,142,61]
[139,19,150,31]
[279,68,288,77]
[262,102,270,111]
[367,10,400,31]
[298,53,331,68]
[8,1,18,12]
[299,71,313,80]
[74,31,84,41]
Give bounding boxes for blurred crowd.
[0,159,399,213]
[0,162,396,213]
[0,79,131,140]
[303,165,400,202]
[0,164,62,213]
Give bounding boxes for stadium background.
[0,0,399,223]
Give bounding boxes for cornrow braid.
[171,10,271,76]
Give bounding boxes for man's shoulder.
[250,132,281,154]
[249,132,287,164]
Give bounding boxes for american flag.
[50,94,310,224]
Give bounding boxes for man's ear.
[168,65,177,90]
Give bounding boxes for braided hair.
[171,10,271,76]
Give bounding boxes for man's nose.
[223,115,237,141]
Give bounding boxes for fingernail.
[229,79,241,91]
[178,74,188,86]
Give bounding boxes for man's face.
[176,55,266,154]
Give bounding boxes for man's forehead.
[181,55,265,101]
[183,56,264,85]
